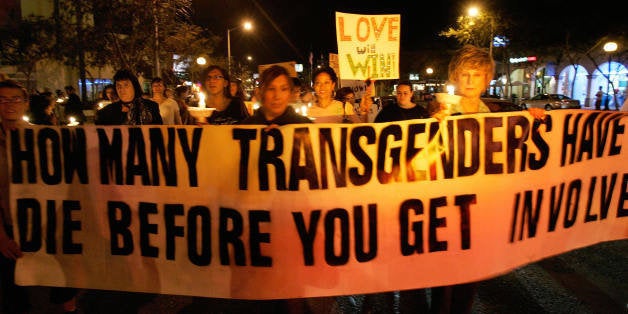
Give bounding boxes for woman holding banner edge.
[428,44,545,314]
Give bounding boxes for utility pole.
[153,0,161,78]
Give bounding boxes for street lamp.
[426,67,434,93]
[603,41,618,109]
[227,21,253,74]
[467,6,494,57]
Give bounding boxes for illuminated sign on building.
[509,56,537,64]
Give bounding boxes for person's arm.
[0,214,22,260]
[359,79,375,115]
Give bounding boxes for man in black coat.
[63,85,87,124]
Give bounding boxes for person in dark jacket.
[240,65,311,126]
[95,69,163,125]
[200,65,250,125]
[374,80,429,123]
[63,85,87,124]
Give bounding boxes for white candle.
[446,85,455,95]
[198,92,206,108]
[301,105,307,116]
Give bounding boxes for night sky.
[192,0,626,66]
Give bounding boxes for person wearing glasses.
[200,65,249,125]
[374,80,429,123]
[0,80,79,313]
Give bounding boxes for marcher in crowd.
[309,66,360,123]
[28,93,58,125]
[96,84,118,110]
[428,44,544,313]
[150,77,182,125]
[102,84,118,102]
[200,65,249,125]
[290,77,306,106]
[94,69,163,125]
[229,77,247,102]
[174,85,195,125]
[240,65,311,126]
[0,80,79,314]
[594,86,604,110]
[63,85,86,124]
[240,64,312,314]
[360,80,431,314]
[374,80,429,122]
[334,86,356,111]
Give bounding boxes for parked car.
[520,94,581,110]
[481,98,523,112]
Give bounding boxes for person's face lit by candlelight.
[261,73,292,121]
[116,79,135,103]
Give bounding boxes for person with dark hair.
[95,69,163,125]
[102,84,118,102]
[239,65,311,313]
[174,85,195,125]
[309,66,360,123]
[290,77,304,105]
[63,85,86,124]
[28,93,58,125]
[96,84,118,110]
[229,77,246,101]
[334,86,355,105]
[358,80,430,314]
[374,80,429,122]
[200,65,249,125]
[240,65,311,125]
[0,80,79,314]
[150,77,181,125]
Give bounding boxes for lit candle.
[301,105,307,116]
[446,85,455,95]
[67,116,79,126]
[198,92,206,109]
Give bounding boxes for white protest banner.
[336,12,400,80]
[9,110,628,299]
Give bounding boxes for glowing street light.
[227,21,253,74]
[425,67,435,92]
[603,41,618,108]
[467,6,494,57]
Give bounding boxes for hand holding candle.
[188,91,215,123]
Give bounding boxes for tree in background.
[1,0,219,98]
[0,15,55,92]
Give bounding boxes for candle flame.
[446,85,455,95]
[198,92,206,108]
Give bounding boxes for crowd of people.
[0,44,590,314]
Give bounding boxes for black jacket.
[95,98,163,125]
[240,106,312,125]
